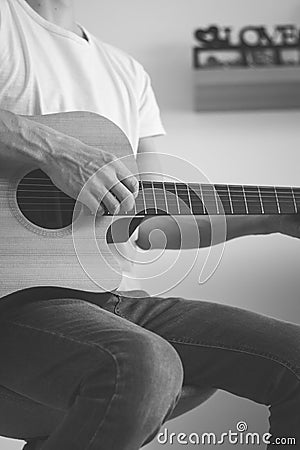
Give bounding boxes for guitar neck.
[129,181,300,216]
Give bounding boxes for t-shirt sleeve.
[0,0,7,27]
[138,69,166,139]
[0,0,7,40]
[0,1,3,30]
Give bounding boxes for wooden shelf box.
[194,66,300,111]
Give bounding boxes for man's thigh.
[0,294,168,440]
[108,293,300,403]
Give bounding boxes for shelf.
[194,66,300,111]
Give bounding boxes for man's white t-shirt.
[0,0,165,291]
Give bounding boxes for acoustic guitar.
[0,111,298,298]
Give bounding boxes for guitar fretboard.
[124,181,300,216]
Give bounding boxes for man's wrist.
[225,215,281,242]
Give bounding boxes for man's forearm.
[136,214,277,250]
[202,214,276,247]
[0,109,82,171]
[0,109,49,168]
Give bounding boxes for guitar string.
[12,199,300,205]
[13,188,300,197]
[14,194,300,201]
[18,211,297,215]
[17,199,297,204]
[12,181,300,192]
[17,209,296,213]
[14,186,300,194]
[15,191,300,197]
[13,177,300,187]
[14,197,300,203]
[5,177,300,190]
[15,185,300,193]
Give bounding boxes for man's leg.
[0,296,183,450]
[110,293,300,448]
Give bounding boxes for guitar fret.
[135,190,145,215]
[141,183,147,212]
[242,186,249,214]
[275,187,296,214]
[154,181,167,213]
[291,188,298,213]
[188,184,205,215]
[174,183,181,215]
[163,183,169,214]
[199,184,207,215]
[228,185,247,214]
[164,182,180,215]
[187,184,193,214]
[177,183,192,215]
[227,185,234,214]
[142,181,156,215]
[257,187,265,214]
[151,181,158,214]
[214,187,220,214]
[244,186,263,214]
[214,185,233,215]
[274,187,281,214]
[202,184,218,214]
[259,187,278,214]
[292,188,300,213]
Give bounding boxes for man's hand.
[41,133,139,215]
[0,110,139,215]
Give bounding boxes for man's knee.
[125,330,184,410]
[269,320,300,377]
[81,329,183,418]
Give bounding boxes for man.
[0,1,299,449]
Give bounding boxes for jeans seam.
[86,371,120,449]
[114,296,127,319]
[167,338,300,381]
[0,389,64,412]
[3,319,122,449]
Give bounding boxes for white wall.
[75,2,300,450]
[75,0,300,110]
[4,1,300,449]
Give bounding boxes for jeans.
[0,289,299,449]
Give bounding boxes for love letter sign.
[193,25,300,69]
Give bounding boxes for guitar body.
[0,111,138,298]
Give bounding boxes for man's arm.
[135,137,295,250]
[0,109,138,214]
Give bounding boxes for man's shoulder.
[0,0,9,12]
[91,35,147,81]
[0,0,8,13]
[0,0,7,28]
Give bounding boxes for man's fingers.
[110,181,136,212]
[81,192,104,216]
[101,191,121,214]
[121,175,139,198]
[115,161,139,197]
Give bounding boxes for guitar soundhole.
[16,169,76,230]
